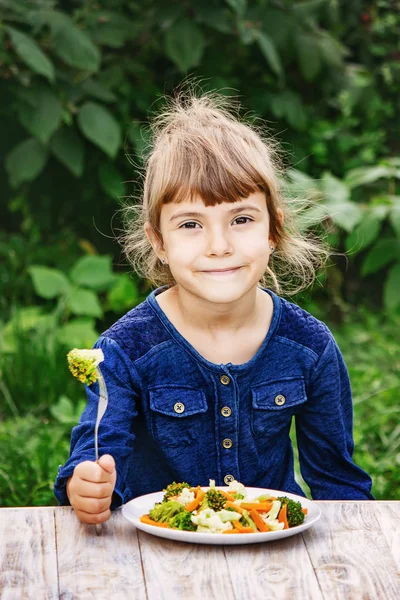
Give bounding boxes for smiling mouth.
[200,267,242,274]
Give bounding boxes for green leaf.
[196,7,233,34]
[362,239,400,276]
[345,165,395,189]
[50,395,78,425]
[164,19,205,72]
[256,32,283,78]
[318,33,346,69]
[225,0,247,17]
[128,122,151,162]
[271,91,306,130]
[107,274,138,313]
[52,19,100,71]
[28,266,70,299]
[321,172,350,203]
[69,255,116,290]
[77,102,121,158]
[17,87,62,144]
[326,202,363,232]
[389,203,400,238]
[6,26,55,81]
[98,162,126,199]
[296,33,321,81]
[293,0,328,18]
[57,318,98,348]
[5,138,48,189]
[80,79,117,102]
[68,288,103,318]
[50,128,85,177]
[384,264,400,311]
[88,11,137,48]
[345,212,383,253]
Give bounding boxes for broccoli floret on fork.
[67,348,104,385]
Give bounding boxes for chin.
[192,282,253,305]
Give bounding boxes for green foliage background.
[0,0,399,504]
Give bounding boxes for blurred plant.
[0,414,70,506]
[285,160,400,311]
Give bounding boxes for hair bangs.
[157,133,268,209]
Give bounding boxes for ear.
[144,221,165,260]
[276,208,284,226]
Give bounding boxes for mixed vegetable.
[140,479,308,534]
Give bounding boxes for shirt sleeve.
[295,334,374,500]
[53,336,139,509]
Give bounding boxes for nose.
[205,226,233,257]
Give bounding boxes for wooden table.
[1,502,399,599]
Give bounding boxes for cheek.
[165,234,200,262]
[240,233,270,258]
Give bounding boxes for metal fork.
[94,365,108,535]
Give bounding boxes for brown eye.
[233,216,252,225]
[180,221,200,229]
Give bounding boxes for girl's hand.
[66,454,117,524]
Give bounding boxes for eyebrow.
[169,204,262,222]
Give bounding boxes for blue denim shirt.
[54,287,374,506]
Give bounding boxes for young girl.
[55,91,374,524]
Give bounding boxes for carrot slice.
[222,529,242,533]
[225,501,245,514]
[185,489,205,512]
[278,504,289,529]
[249,509,269,532]
[233,520,256,533]
[302,508,308,515]
[219,489,236,502]
[140,515,170,528]
[240,501,273,512]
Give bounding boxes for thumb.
[98,454,116,475]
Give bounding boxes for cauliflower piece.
[176,487,195,507]
[259,500,285,531]
[227,479,246,497]
[191,508,232,533]
[264,518,285,532]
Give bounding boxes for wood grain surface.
[0,502,399,600]
[0,508,58,600]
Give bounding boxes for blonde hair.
[120,86,330,296]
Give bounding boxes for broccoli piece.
[169,511,197,531]
[277,496,305,527]
[149,500,185,523]
[162,482,191,502]
[231,493,245,500]
[67,348,104,385]
[200,488,226,512]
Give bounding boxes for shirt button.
[221,406,232,417]
[220,375,231,385]
[275,395,286,406]
[174,402,185,413]
[222,438,233,449]
[224,474,234,484]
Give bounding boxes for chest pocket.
[149,386,208,448]
[251,377,307,437]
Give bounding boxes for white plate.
[122,487,321,545]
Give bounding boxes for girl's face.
[147,191,278,306]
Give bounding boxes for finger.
[75,507,111,525]
[73,480,114,499]
[98,454,115,475]
[74,461,112,484]
[73,495,112,515]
